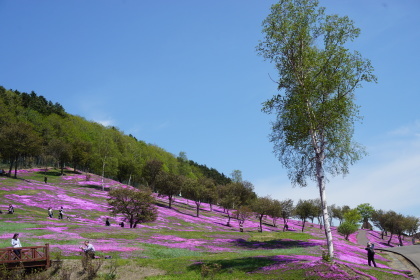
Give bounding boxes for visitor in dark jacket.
[365,242,377,267]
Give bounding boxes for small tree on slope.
[108,187,158,228]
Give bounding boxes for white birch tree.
[257,0,376,258]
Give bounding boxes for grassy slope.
[0,168,414,279]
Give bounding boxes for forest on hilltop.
[0,86,231,186]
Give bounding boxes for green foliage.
[188,160,231,185]
[201,263,222,279]
[321,250,332,262]
[267,199,282,227]
[294,199,313,232]
[155,172,184,208]
[251,196,273,232]
[337,208,360,240]
[108,187,158,228]
[258,0,375,187]
[0,121,42,177]
[182,177,208,217]
[356,203,375,228]
[343,209,362,225]
[233,205,253,231]
[356,203,374,219]
[257,0,376,257]
[0,86,229,191]
[337,221,359,240]
[17,90,66,116]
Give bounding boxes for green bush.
[337,221,359,240]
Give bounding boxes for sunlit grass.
[142,244,205,259]
[0,221,42,232]
[79,229,141,240]
[248,231,317,242]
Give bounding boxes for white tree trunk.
[316,156,334,258]
[101,158,106,191]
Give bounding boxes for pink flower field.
[0,168,415,279]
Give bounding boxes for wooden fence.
[0,244,50,269]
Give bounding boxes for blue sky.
[1,0,419,219]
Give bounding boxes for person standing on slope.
[365,242,377,267]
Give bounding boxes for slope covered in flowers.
[0,169,415,279]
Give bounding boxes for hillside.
[0,168,416,279]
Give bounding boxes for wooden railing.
[0,244,50,269]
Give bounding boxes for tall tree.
[404,216,420,238]
[218,183,240,227]
[356,203,374,229]
[203,180,218,211]
[155,172,184,209]
[219,182,256,226]
[268,199,282,227]
[337,208,361,241]
[257,0,376,258]
[371,209,387,239]
[330,204,346,225]
[230,170,243,183]
[251,196,273,232]
[280,198,294,231]
[142,159,164,191]
[0,122,42,178]
[233,205,253,232]
[295,199,313,232]
[182,177,207,217]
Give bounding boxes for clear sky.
[1,0,419,219]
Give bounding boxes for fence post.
[45,243,50,268]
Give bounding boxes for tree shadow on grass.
[35,169,81,177]
[155,200,201,219]
[231,238,320,250]
[187,255,315,275]
[78,184,107,191]
[188,256,279,274]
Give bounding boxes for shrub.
[337,221,359,240]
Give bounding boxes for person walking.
[58,207,64,219]
[11,233,22,259]
[365,242,377,267]
[48,207,53,218]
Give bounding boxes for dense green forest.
[0,86,231,186]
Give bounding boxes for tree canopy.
[257,0,376,258]
[108,187,158,228]
[0,86,229,189]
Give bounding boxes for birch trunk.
[101,157,106,191]
[316,155,334,258]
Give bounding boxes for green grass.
[248,231,317,242]
[139,247,309,280]
[142,244,205,259]
[356,267,411,280]
[0,221,42,232]
[79,230,141,240]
